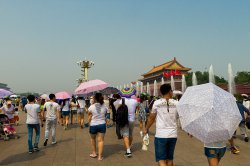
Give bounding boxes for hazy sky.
[0,0,250,93]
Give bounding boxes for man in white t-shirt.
[145,84,178,166]
[114,93,138,158]
[43,94,61,146]
[25,95,42,153]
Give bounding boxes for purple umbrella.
[0,89,13,98]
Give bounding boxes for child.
[204,141,227,166]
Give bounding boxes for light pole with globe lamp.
[76,59,94,84]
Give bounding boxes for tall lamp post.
[77,59,94,84]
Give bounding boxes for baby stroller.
[0,114,18,141]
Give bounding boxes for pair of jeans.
[45,119,57,142]
[27,124,40,151]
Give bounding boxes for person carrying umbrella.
[144,84,178,166]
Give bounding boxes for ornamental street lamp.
[77,59,94,83]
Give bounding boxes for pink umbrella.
[75,79,109,95]
[55,91,71,100]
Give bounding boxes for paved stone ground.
[0,111,250,166]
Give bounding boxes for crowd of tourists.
[1,84,250,166]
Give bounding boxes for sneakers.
[28,150,34,154]
[244,137,249,142]
[34,147,40,152]
[230,146,240,154]
[44,139,48,146]
[64,124,69,130]
[140,131,143,138]
[124,152,132,158]
[52,141,57,145]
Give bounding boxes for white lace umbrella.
[40,94,50,101]
[176,83,241,143]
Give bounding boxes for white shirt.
[62,100,70,111]
[115,98,138,122]
[88,103,108,126]
[77,99,85,109]
[44,102,60,120]
[0,105,14,119]
[114,99,121,111]
[25,104,41,124]
[152,98,178,138]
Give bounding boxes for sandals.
[98,156,104,161]
[89,153,103,160]
[89,154,97,158]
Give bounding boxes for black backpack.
[116,98,129,128]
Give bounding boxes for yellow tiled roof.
[142,58,191,76]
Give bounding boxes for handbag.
[246,117,250,129]
[145,100,150,114]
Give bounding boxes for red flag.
[163,72,170,78]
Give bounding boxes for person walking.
[88,93,109,161]
[138,94,148,138]
[70,97,78,125]
[61,99,70,130]
[204,141,227,166]
[114,92,138,158]
[144,84,178,166]
[43,94,61,146]
[25,95,42,153]
[235,101,250,142]
[77,97,85,128]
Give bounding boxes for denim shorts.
[71,110,77,114]
[154,137,177,162]
[204,147,226,159]
[89,124,106,135]
[61,111,70,116]
[77,108,85,114]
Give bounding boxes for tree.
[235,71,250,84]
